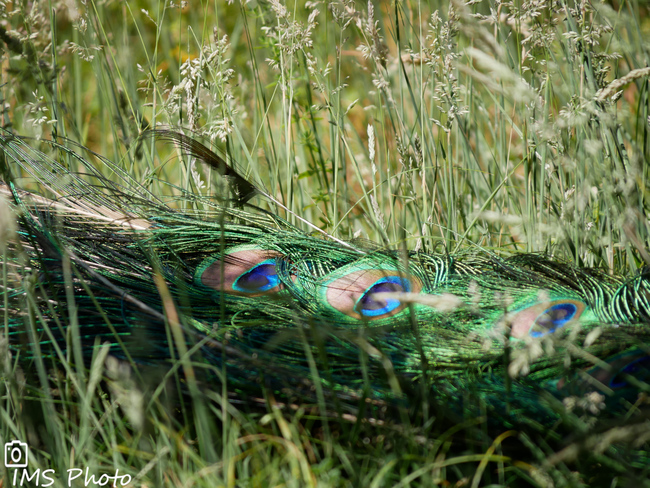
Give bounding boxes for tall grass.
[1,0,649,486]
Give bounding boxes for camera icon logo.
[4,441,28,468]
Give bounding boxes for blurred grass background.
[3,0,649,268]
[1,0,649,486]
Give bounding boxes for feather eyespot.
[324,268,421,320]
[530,302,579,337]
[508,299,585,338]
[357,276,411,317]
[232,259,280,293]
[557,352,650,393]
[587,353,650,389]
[197,248,286,296]
[609,355,650,389]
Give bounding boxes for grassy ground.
[1,0,649,486]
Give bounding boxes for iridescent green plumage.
[2,129,649,427]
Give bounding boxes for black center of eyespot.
[609,356,650,389]
[232,259,280,293]
[530,303,578,338]
[356,276,410,317]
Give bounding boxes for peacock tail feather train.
[2,128,650,428]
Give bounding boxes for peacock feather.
[2,128,650,427]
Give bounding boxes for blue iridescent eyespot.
[356,276,411,317]
[197,248,287,296]
[323,268,422,320]
[550,353,650,397]
[609,356,650,389]
[508,299,586,338]
[529,303,579,338]
[232,259,280,293]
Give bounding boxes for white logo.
[4,440,132,487]
[4,441,28,468]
